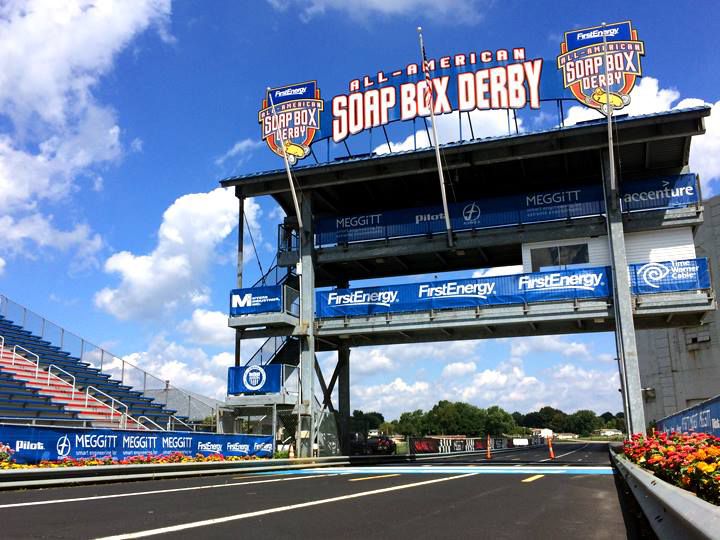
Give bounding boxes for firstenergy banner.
[0,424,273,464]
[317,267,611,318]
[316,258,710,318]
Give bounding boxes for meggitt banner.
[0,424,273,464]
[315,174,698,246]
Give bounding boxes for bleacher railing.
[0,294,216,427]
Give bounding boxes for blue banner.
[317,267,610,318]
[0,424,273,464]
[656,395,720,437]
[621,173,698,212]
[230,286,282,316]
[630,258,710,295]
[564,21,633,50]
[228,364,283,395]
[316,258,709,318]
[316,175,699,246]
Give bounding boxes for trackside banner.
[315,174,698,246]
[316,258,709,318]
[656,395,720,437]
[0,424,273,464]
[629,258,710,294]
[317,267,611,318]
[230,286,283,316]
[227,364,283,395]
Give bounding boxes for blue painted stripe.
[259,466,614,476]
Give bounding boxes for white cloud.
[0,212,103,272]
[118,334,265,401]
[215,138,264,166]
[0,0,172,273]
[375,109,522,155]
[353,377,431,415]
[509,335,591,360]
[564,77,720,193]
[678,98,720,190]
[0,256,5,276]
[95,189,260,320]
[352,348,395,375]
[268,0,487,23]
[441,361,476,378]
[564,77,680,126]
[178,309,234,347]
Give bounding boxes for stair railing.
[136,415,165,431]
[11,345,41,377]
[167,415,195,431]
[46,365,76,400]
[84,386,130,429]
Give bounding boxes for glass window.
[531,243,589,272]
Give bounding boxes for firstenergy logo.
[418,281,496,300]
[576,28,620,41]
[518,272,603,292]
[327,290,398,307]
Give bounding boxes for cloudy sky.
[0,0,718,419]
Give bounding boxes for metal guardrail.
[611,450,720,539]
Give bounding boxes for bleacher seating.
[0,315,190,430]
[0,370,80,425]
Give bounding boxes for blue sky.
[0,0,718,419]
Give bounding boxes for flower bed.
[0,446,260,470]
[623,432,720,505]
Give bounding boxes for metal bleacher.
[0,315,191,430]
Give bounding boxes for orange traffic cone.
[289,443,295,459]
[486,433,492,460]
[548,436,555,460]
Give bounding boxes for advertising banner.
[227,364,283,395]
[315,175,698,246]
[0,424,274,464]
[410,438,440,454]
[230,286,282,316]
[630,258,710,295]
[656,395,720,437]
[317,267,610,318]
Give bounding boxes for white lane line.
[95,474,478,540]
[0,474,335,510]
[540,443,589,462]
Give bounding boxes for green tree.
[485,405,516,436]
[566,410,601,436]
[520,411,544,428]
[396,409,426,437]
[511,411,524,426]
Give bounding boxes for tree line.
[350,402,625,438]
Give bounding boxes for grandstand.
[0,312,192,431]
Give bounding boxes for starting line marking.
[95,473,477,539]
[521,474,545,483]
[349,474,401,482]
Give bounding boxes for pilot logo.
[637,262,670,288]
[243,366,267,391]
[259,81,324,165]
[56,435,71,458]
[557,21,645,115]
[462,202,481,223]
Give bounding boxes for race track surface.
[0,442,654,539]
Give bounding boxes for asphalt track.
[0,442,655,539]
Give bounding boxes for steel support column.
[602,152,647,435]
[234,191,244,368]
[299,192,316,457]
[338,343,350,455]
